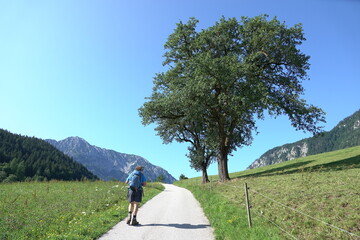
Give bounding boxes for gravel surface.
[98,184,214,240]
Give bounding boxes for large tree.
[143,105,215,183]
[139,15,325,182]
[187,143,216,183]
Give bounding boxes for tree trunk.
[217,147,230,182]
[216,108,231,182]
[201,168,209,184]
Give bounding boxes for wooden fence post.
[244,182,252,228]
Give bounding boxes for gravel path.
[98,184,214,240]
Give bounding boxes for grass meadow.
[176,146,360,240]
[0,181,164,239]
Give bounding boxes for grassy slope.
[0,181,164,239]
[175,146,360,240]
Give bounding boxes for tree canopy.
[139,15,325,182]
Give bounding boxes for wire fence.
[250,188,359,238]
[251,208,298,240]
[220,190,299,240]
[212,181,360,240]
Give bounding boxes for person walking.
[125,165,147,225]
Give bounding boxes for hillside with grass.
[176,146,360,240]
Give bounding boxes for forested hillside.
[248,109,360,169]
[0,129,98,182]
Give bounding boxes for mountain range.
[46,137,176,183]
[247,109,360,169]
[2,109,358,183]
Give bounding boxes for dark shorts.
[127,187,143,203]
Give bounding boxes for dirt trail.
[98,184,214,240]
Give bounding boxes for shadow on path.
[138,223,211,229]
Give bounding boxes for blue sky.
[0,0,359,180]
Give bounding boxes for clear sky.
[0,0,359,180]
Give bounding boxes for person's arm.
[141,173,147,187]
[125,173,132,184]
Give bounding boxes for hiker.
[125,165,147,225]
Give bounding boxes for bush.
[3,174,17,183]
[179,174,188,180]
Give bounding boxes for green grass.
[175,146,360,240]
[0,181,164,239]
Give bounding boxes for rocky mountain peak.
[46,137,176,183]
[61,136,92,149]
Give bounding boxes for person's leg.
[131,202,140,225]
[127,189,134,224]
[128,202,134,213]
[127,202,134,224]
[130,190,142,225]
[132,202,139,215]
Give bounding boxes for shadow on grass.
[237,160,314,178]
[302,155,360,172]
[236,155,360,179]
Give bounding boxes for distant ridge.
[247,109,360,169]
[46,137,177,183]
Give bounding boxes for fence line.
[250,188,360,239]
[221,194,246,207]
[215,182,360,239]
[219,188,298,240]
[251,208,298,240]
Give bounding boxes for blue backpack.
[129,170,142,191]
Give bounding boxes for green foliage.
[176,146,360,239]
[139,15,325,182]
[179,174,188,180]
[0,181,164,239]
[0,129,98,182]
[306,109,360,152]
[154,174,165,182]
